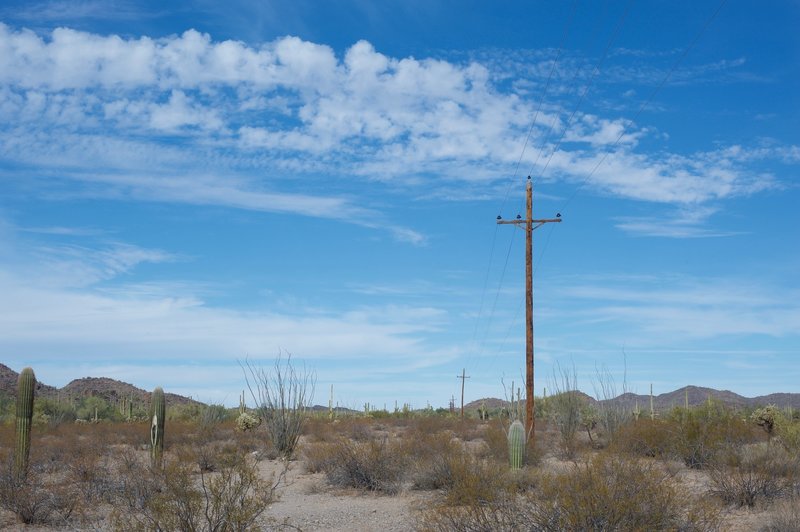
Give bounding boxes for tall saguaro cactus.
[150,387,165,468]
[15,367,36,478]
[508,419,526,470]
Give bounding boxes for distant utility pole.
[457,368,470,419]
[497,176,561,445]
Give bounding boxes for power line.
[465,1,579,374]
[557,0,730,214]
[530,0,636,184]
[500,0,580,215]
[479,0,629,376]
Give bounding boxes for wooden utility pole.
[457,368,470,419]
[497,176,561,444]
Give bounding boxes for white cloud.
[0,22,794,240]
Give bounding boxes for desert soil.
[0,454,782,531]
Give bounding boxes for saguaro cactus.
[508,419,525,470]
[150,387,165,467]
[15,367,36,478]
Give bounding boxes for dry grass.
[762,497,800,532]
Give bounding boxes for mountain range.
[2,363,798,412]
[468,384,800,412]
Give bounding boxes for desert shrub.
[302,417,340,442]
[709,442,799,507]
[549,390,585,457]
[418,494,526,532]
[187,439,241,473]
[483,419,510,464]
[778,419,800,456]
[611,418,674,458]
[201,404,231,427]
[76,395,114,422]
[111,447,280,531]
[591,365,632,444]
[531,454,687,530]
[438,452,509,506]
[319,437,406,494]
[302,441,341,474]
[0,457,80,525]
[669,402,760,469]
[419,453,720,531]
[413,415,462,436]
[35,397,77,427]
[409,435,507,505]
[63,435,116,503]
[548,364,586,458]
[762,497,800,532]
[344,418,375,442]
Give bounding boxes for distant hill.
[3,362,799,413]
[0,363,58,398]
[599,385,800,411]
[0,363,202,408]
[465,397,510,410]
[465,385,800,413]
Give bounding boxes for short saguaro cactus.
[15,367,36,478]
[150,387,165,467]
[508,419,526,470]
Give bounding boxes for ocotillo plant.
[150,387,165,468]
[15,367,36,479]
[508,419,525,470]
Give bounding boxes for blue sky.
[0,0,798,408]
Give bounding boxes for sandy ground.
[261,459,431,531]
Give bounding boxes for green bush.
[709,442,798,507]
[669,402,760,469]
[611,418,674,458]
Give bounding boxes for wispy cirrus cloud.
[1,0,152,22]
[550,274,800,340]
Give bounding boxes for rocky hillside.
[0,363,201,407]
[0,363,58,398]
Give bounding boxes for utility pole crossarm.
[497,218,562,226]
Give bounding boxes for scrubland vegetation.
[2,371,800,530]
